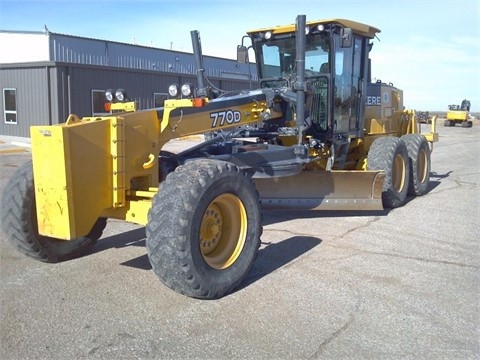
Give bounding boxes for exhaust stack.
[190,30,207,97]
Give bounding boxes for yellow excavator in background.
[445,99,472,127]
[1,15,438,299]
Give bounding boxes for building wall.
[1,61,256,137]
[0,63,58,137]
[0,30,256,80]
[47,32,256,80]
[57,63,254,118]
[0,30,258,137]
[0,31,256,80]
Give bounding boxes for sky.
[1,0,479,112]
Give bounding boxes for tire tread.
[146,159,262,299]
[0,161,106,263]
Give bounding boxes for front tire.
[146,159,262,299]
[367,137,410,208]
[401,134,431,196]
[0,161,106,262]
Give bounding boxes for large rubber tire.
[367,137,410,208]
[401,134,431,196]
[146,159,262,299]
[0,161,107,262]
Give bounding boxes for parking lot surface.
[1,123,479,359]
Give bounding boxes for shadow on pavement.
[237,235,322,292]
[93,227,151,269]
[90,167,449,290]
[120,250,151,270]
[262,209,388,227]
[95,227,146,252]
[93,226,322,291]
[430,170,452,180]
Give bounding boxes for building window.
[154,92,168,108]
[3,88,17,125]
[91,89,109,115]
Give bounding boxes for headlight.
[115,89,127,102]
[181,84,192,97]
[105,89,114,102]
[264,31,272,40]
[168,84,178,97]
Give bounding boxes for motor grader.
[1,15,438,299]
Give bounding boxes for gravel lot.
[1,122,479,359]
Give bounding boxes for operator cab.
[243,19,380,143]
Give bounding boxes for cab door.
[333,34,366,137]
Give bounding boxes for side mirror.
[237,45,248,63]
[340,27,353,48]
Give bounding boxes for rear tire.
[0,161,106,262]
[367,137,410,208]
[146,159,262,299]
[401,134,431,196]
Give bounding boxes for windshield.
[255,33,330,79]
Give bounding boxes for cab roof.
[247,18,380,39]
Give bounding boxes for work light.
[115,89,127,102]
[105,89,114,102]
[168,84,178,97]
[181,84,192,97]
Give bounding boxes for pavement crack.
[263,227,312,237]
[337,216,381,240]
[311,300,362,358]
[325,243,479,269]
[266,216,382,240]
[455,179,479,187]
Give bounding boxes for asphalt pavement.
[0,122,479,359]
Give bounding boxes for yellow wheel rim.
[200,193,247,270]
[393,154,406,193]
[417,149,428,183]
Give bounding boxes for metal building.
[0,29,257,137]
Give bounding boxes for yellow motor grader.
[1,16,438,299]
